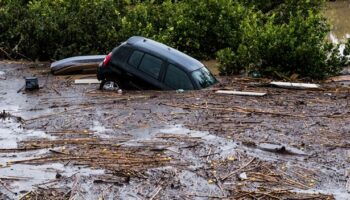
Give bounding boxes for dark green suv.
[97,36,217,90]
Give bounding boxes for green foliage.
[239,0,325,19]
[1,0,124,60]
[216,48,243,75]
[0,0,348,79]
[238,0,284,13]
[119,0,251,58]
[23,0,123,59]
[0,0,28,58]
[344,39,350,58]
[217,0,349,79]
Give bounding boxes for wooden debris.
[162,102,305,118]
[13,137,175,172]
[186,193,227,198]
[25,106,92,121]
[49,149,69,155]
[0,178,15,194]
[19,192,34,200]
[74,79,101,84]
[215,90,267,97]
[230,189,334,200]
[0,110,9,119]
[0,176,30,180]
[270,81,320,89]
[327,75,350,82]
[149,186,162,200]
[221,157,256,181]
[0,147,42,152]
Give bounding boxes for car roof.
[126,36,203,72]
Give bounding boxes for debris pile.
[230,189,334,200]
[11,137,174,174]
[1,63,349,199]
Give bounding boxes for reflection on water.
[324,0,350,41]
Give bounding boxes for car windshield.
[191,67,217,89]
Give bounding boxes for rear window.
[164,64,194,90]
[138,54,163,79]
[191,67,217,89]
[128,50,144,67]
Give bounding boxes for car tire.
[99,80,121,91]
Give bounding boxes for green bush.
[1,0,124,60]
[217,0,349,79]
[119,0,251,58]
[0,0,29,59]
[344,39,350,58]
[0,0,348,79]
[216,48,243,75]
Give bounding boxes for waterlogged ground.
[0,61,350,199]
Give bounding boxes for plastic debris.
[216,90,267,96]
[239,172,248,180]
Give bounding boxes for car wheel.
[99,80,120,91]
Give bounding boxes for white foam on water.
[90,120,112,138]
[0,119,55,149]
[0,71,5,79]
[0,162,104,196]
[0,105,19,113]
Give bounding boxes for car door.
[163,64,195,90]
[125,50,169,89]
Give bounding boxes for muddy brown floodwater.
[0,61,350,200]
[325,0,350,41]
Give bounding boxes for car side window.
[164,64,194,90]
[138,54,163,79]
[128,50,144,67]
